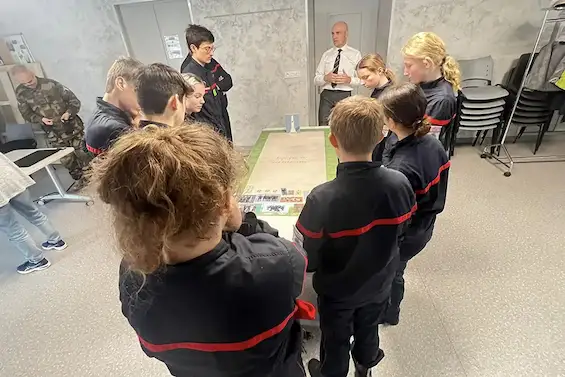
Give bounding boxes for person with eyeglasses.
[181,25,229,139]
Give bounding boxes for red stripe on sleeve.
[296,221,323,239]
[328,204,418,238]
[425,114,455,126]
[211,63,221,73]
[138,306,298,353]
[415,161,451,195]
[86,144,103,155]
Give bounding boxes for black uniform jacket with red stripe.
[383,134,450,260]
[295,162,416,303]
[181,56,227,135]
[119,228,308,377]
[421,77,457,127]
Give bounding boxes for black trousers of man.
[318,295,387,377]
[318,89,351,126]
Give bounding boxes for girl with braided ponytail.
[401,32,461,147]
[378,83,450,326]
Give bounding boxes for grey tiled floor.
[1,140,565,377]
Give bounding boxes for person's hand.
[334,73,352,84]
[60,112,71,121]
[41,117,53,126]
[324,72,337,84]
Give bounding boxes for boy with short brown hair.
[295,95,416,377]
[85,57,143,155]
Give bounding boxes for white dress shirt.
[314,44,363,92]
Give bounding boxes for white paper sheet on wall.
[163,35,183,59]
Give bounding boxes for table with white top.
[6,147,92,205]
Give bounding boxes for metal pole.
[187,0,194,23]
[499,9,550,147]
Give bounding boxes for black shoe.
[354,364,371,377]
[17,258,51,274]
[307,359,323,377]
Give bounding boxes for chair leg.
[514,127,526,143]
[472,131,481,146]
[491,127,500,155]
[533,119,552,155]
[479,130,488,145]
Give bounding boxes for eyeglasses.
[200,45,216,53]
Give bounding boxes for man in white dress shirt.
[314,21,362,126]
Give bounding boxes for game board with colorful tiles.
[238,187,310,216]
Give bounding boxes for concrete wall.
[190,0,309,146]
[0,0,308,147]
[386,0,553,84]
[0,0,139,120]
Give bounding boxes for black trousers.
[318,296,387,377]
[386,259,409,322]
[318,90,351,126]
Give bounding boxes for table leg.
[39,165,93,204]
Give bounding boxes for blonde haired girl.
[356,53,396,99]
[401,32,461,145]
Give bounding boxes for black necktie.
[331,49,342,88]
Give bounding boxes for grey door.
[117,0,191,68]
[310,0,380,125]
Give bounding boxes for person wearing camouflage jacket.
[12,65,90,181]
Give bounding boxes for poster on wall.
[163,35,183,60]
[2,34,35,64]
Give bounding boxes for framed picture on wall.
[2,34,35,64]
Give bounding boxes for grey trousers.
[318,89,351,126]
[0,190,61,263]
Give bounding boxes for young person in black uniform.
[91,124,312,377]
[181,25,228,138]
[134,63,190,129]
[85,57,143,155]
[356,53,396,162]
[379,83,450,325]
[401,32,461,149]
[294,96,416,377]
[181,73,206,121]
[208,57,233,141]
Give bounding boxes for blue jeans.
[0,190,61,263]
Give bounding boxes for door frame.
[306,0,393,126]
[113,0,194,58]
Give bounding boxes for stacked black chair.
[507,89,553,154]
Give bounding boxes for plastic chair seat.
[460,86,509,101]
[460,117,501,127]
[514,109,552,118]
[511,115,551,125]
[461,113,503,121]
[461,106,504,116]
[462,99,506,109]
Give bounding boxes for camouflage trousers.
[44,121,92,181]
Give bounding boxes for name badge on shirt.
[292,224,304,248]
